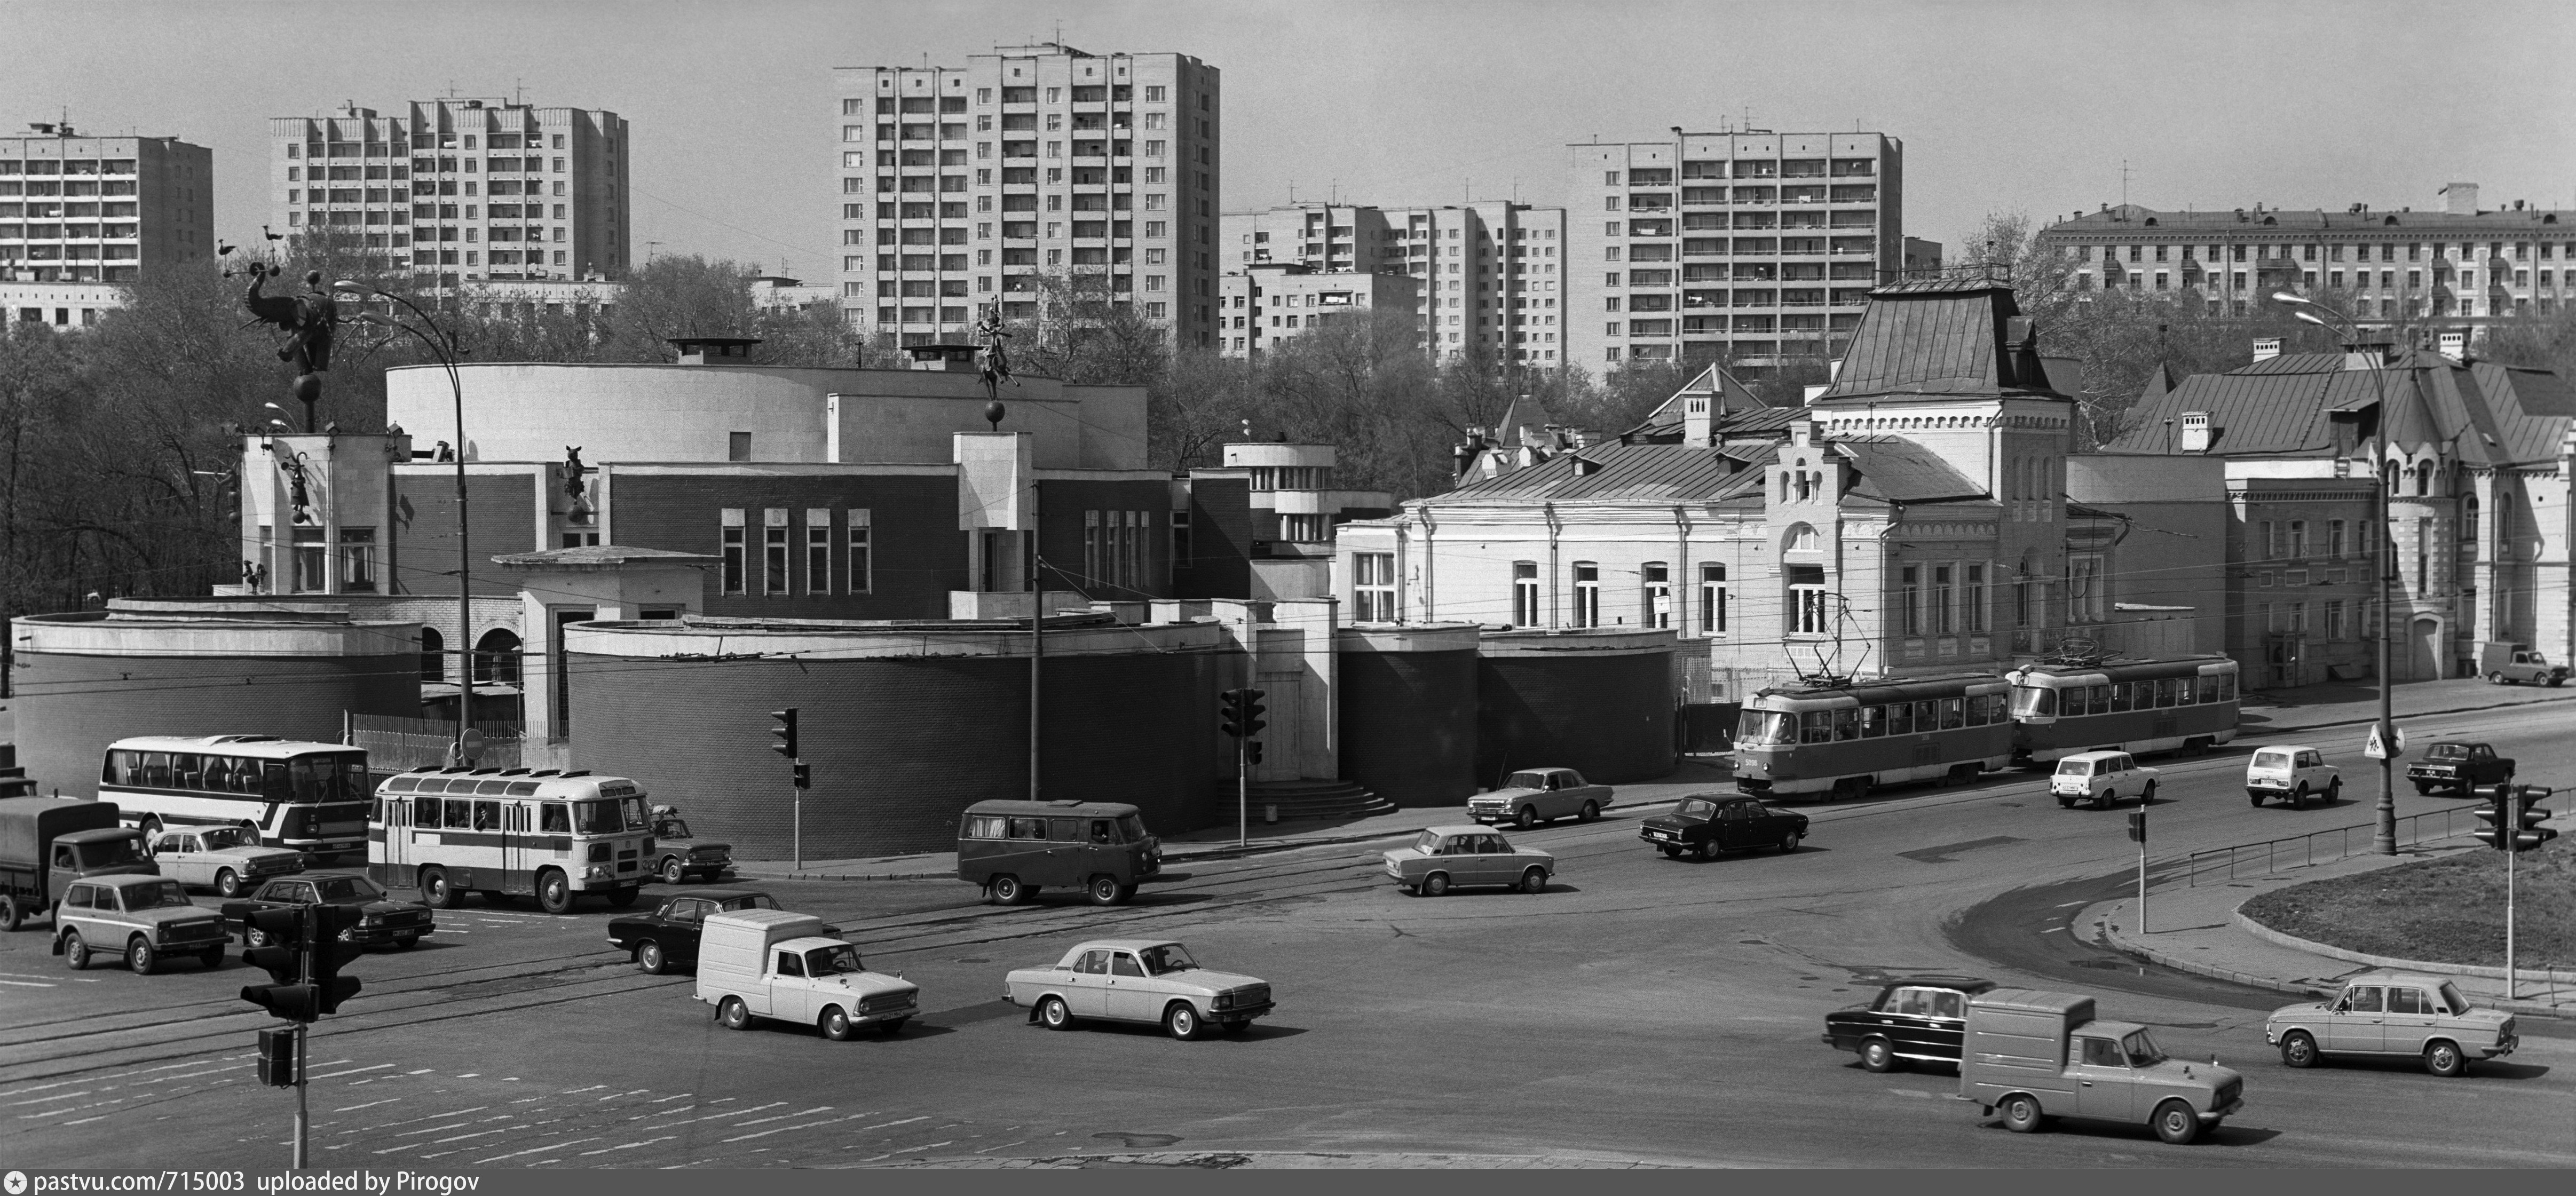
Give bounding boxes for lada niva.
[697,909,916,1039]
[151,826,304,898]
[2264,971,2516,1076]
[53,875,227,973]
[2243,745,2340,808]
[1004,939,1273,1040]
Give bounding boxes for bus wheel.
[418,867,459,910]
[989,874,1030,906]
[1,895,21,932]
[535,870,575,915]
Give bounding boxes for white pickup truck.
[694,909,918,1040]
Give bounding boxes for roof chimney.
[2253,337,2281,362]
[2437,330,2467,362]
[2439,182,2479,215]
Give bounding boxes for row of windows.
[2070,240,2562,264]
[0,159,140,176]
[843,83,1176,111]
[719,508,873,597]
[2257,519,2375,561]
[1606,161,1879,184]
[286,132,592,156]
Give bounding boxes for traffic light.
[771,708,799,759]
[1240,689,1267,738]
[2126,810,2146,844]
[240,907,319,1023]
[2476,784,2557,852]
[256,1027,298,1088]
[2473,785,2514,851]
[791,762,811,790]
[1246,741,1264,766]
[1219,688,1245,738]
[306,906,365,1016]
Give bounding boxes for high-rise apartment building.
[270,99,629,288]
[833,43,1221,347]
[0,123,212,283]
[1220,201,1569,366]
[1568,131,1902,376]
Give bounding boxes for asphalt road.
[5,701,2573,1168]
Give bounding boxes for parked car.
[2263,971,2517,1076]
[1,797,152,932]
[1821,976,1997,1072]
[1003,938,1273,1040]
[2407,741,2514,796]
[1638,794,1808,859]
[1959,988,2243,1145]
[2479,643,2567,687]
[1380,826,1555,896]
[149,826,304,898]
[611,889,832,975]
[2243,745,2340,808]
[52,875,227,973]
[646,805,733,886]
[696,909,916,1039]
[2050,751,2161,810]
[956,798,1165,907]
[1468,767,1610,829]
[220,871,434,950]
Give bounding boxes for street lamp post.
[2273,292,2399,855]
[337,283,473,765]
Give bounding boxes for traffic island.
[2235,835,2576,982]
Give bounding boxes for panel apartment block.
[1221,201,1569,366]
[1568,131,1903,375]
[834,43,1221,348]
[0,125,212,282]
[270,99,629,287]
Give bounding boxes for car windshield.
[2121,1029,2167,1067]
[1676,797,1718,820]
[1503,771,1550,790]
[805,944,865,976]
[1139,944,1197,975]
[718,894,780,912]
[313,876,385,902]
[76,838,147,868]
[1410,830,1442,853]
[127,880,195,910]
[1735,709,1796,747]
[2439,981,2470,1015]
[200,827,258,850]
[656,819,691,838]
[1117,813,1149,842]
[2426,743,2469,760]
[2055,759,2093,776]
[2253,750,2292,769]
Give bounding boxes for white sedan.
[149,826,304,898]
[1004,939,1274,1040]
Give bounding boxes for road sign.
[2362,725,2406,759]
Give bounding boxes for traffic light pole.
[293,1020,309,1169]
[2505,842,2516,1002]
[2137,810,2147,937]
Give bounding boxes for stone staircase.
[0,744,38,798]
[1219,778,1397,823]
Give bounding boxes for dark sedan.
[1821,976,1997,1072]
[1638,794,1808,859]
[219,872,435,950]
[607,889,829,975]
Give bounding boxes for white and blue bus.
[98,735,372,858]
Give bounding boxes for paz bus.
[2005,654,2240,765]
[368,766,654,913]
[98,736,371,857]
[1732,673,2016,801]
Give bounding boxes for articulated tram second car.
[1733,674,2016,799]
[2005,655,2240,764]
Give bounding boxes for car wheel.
[2488,670,2507,685]
[127,937,159,976]
[661,857,686,886]
[1861,1039,1900,1073]
[244,925,270,949]
[2057,796,2076,809]
[2324,779,2342,803]
[2280,1031,2318,1068]
[819,1005,855,1042]
[393,934,419,951]
[2412,781,2437,796]
[2290,783,2308,810]
[2423,1040,2466,1078]
[139,817,162,841]
[1165,1002,1203,1041]
[2152,1099,2202,1145]
[1518,866,1547,894]
[990,874,1030,906]
[2248,793,2265,807]
[2093,791,2111,810]
[62,930,89,970]
[1579,800,1599,822]
[215,869,243,899]
[2000,1093,2043,1134]
[1421,872,1450,897]
[1038,995,1073,1030]
[535,869,574,915]
[717,996,752,1031]
[637,939,668,976]
[199,946,224,969]
[1657,844,1681,859]
[1514,806,1536,830]
[420,867,458,910]
[1694,839,1714,860]
[1088,875,1127,906]
[1779,830,1802,853]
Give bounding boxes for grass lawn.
[2239,837,2576,970]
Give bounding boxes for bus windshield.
[1735,710,1797,747]
[2009,685,2056,717]
[574,797,648,834]
[287,754,369,803]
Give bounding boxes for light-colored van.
[1959,988,2242,1144]
[694,909,918,1040]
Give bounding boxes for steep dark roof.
[1433,441,1746,503]
[1836,440,1988,502]
[1813,281,2068,404]
[2105,349,2573,465]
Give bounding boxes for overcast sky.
[7,0,2572,281]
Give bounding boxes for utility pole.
[2128,807,2147,934]
[1027,498,1042,802]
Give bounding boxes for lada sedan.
[1468,767,1610,829]
[610,889,831,975]
[1381,827,1555,896]
[1639,794,1808,859]
[2050,750,2160,810]
[2264,971,2517,1076]
[1005,939,1274,1040]
[149,826,303,898]
[54,875,228,973]
[1821,976,1996,1072]
[222,872,434,951]
[2244,744,2340,808]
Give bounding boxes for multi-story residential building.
[1220,201,1570,367]
[0,123,212,283]
[1215,264,1420,357]
[834,43,1220,348]
[2104,339,2573,684]
[2035,184,2575,326]
[270,99,629,288]
[1568,131,1904,377]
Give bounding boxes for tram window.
[1859,705,1888,738]
[1887,701,1914,735]
[478,780,512,796]
[541,803,571,834]
[1938,698,1964,729]
[1908,700,1932,730]
[2087,685,2109,714]
[1964,695,1988,726]
[1800,711,1835,744]
[2105,683,2129,712]
[2172,679,2195,706]
[1832,708,1859,740]
[2219,672,2237,701]
[2159,678,2181,707]
[2009,686,2052,717]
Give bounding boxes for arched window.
[2462,496,2479,547]
[2414,463,2430,496]
[472,629,523,686]
[2382,460,2399,493]
[420,627,445,684]
[1784,522,1820,552]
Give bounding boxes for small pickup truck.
[697,909,916,1040]
[2480,644,2567,687]
[2407,741,2514,796]
[1960,988,2243,1145]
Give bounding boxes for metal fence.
[2168,789,2572,888]
[344,712,573,774]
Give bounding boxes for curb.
[2248,688,2576,736]
[2231,909,2576,986]
[2092,912,2332,999]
